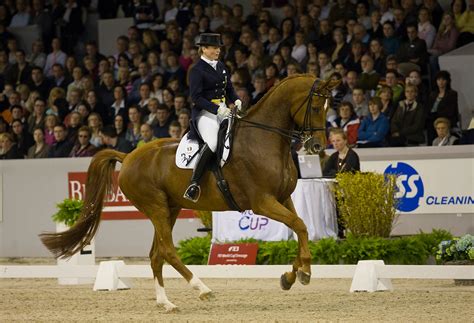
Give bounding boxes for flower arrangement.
[436,234,474,264]
[52,198,84,227]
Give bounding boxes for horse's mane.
[246,74,328,115]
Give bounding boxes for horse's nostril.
[303,137,322,155]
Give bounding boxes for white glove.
[217,106,231,118]
[234,99,242,112]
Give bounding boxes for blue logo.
[384,162,424,212]
[238,211,269,231]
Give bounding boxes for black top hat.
[196,33,223,47]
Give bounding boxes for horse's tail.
[39,149,127,259]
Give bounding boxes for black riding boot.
[183,144,214,202]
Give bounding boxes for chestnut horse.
[40,75,339,312]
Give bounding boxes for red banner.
[208,243,258,265]
[68,172,196,220]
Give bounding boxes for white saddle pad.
[175,117,233,169]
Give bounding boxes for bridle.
[237,79,332,152]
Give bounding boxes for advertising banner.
[208,243,258,265]
[68,172,195,220]
[361,159,474,214]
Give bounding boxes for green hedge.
[176,230,453,265]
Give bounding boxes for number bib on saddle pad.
[175,117,234,169]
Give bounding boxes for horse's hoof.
[297,269,311,285]
[199,291,215,301]
[280,273,294,290]
[163,304,179,313]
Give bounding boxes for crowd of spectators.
[0,0,473,160]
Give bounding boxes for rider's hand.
[217,106,231,118]
[234,99,242,112]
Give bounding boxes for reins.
[236,79,331,142]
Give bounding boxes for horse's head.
[288,75,340,154]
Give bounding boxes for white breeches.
[196,103,226,152]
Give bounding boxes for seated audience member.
[114,114,127,139]
[66,111,82,144]
[48,124,74,157]
[358,55,380,93]
[27,98,47,135]
[168,121,181,139]
[352,87,369,118]
[328,72,348,120]
[389,85,425,146]
[397,24,428,69]
[153,104,172,138]
[318,52,335,80]
[69,126,97,157]
[87,113,103,147]
[376,69,404,104]
[432,118,458,146]
[0,132,22,159]
[10,118,33,156]
[323,128,360,177]
[251,74,267,105]
[43,114,58,146]
[426,71,459,145]
[329,101,360,146]
[100,125,133,153]
[137,123,156,147]
[125,106,142,148]
[178,109,190,137]
[27,127,49,158]
[377,85,397,119]
[357,97,390,147]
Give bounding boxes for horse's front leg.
[253,195,311,290]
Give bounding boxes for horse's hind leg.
[253,196,311,290]
[149,231,177,313]
[147,192,213,303]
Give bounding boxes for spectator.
[11,118,33,156]
[50,64,70,91]
[329,72,348,119]
[426,71,459,144]
[66,88,82,112]
[9,104,26,126]
[113,114,126,139]
[27,127,49,158]
[109,85,128,122]
[97,72,115,108]
[153,104,172,138]
[136,83,151,114]
[323,128,360,177]
[66,111,81,144]
[369,39,386,75]
[251,74,267,105]
[453,0,474,47]
[377,69,404,104]
[0,132,22,159]
[178,109,190,138]
[125,106,142,148]
[44,38,67,77]
[377,85,397,119]
[353,23,370,46]
[368,10,384,40]
[344,41,364,74]
[86,90,108,126]
[329,101,360,146]
[328,0,356,28]
[100,125,132,153]
[9,0,29,28]
[66,66,83,100]
[173,94,188,115]
[47,96,68,120]
[84,41,106,65]
[5,50,32,86]
[60,0,84,54]
[30,0,53,48]
[418,7,436,49]
[27,98,46,135]
[429,12,459,76]
[317,19,334,49]
[43,114,58,146]
[48,123,73,157]
[352,87,369,118]
[390,84,425,146]
[382,21,400,56]
[168,121,181,139]
[137,123,156,147]
[26,40,47,69]
[358,55,380,92]
[342,70,359,102]
[29,67,51,100]
[69,126,97,157]
[318,52,335,80]
[87,112,103,148]
[130,62,151,102]
[291,31,307,64]
[379,0,395,24]
[357,97,390,147]
[432,117,458,146]
[356,1,371,30]
[397,24,428,69]
[330,28,350,64]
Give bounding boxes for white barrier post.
[350,260,393,292]
[56,223,95,285]
[93,261,132,291]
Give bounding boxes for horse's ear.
[326,79,341,91]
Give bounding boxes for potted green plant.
[436,234,474,285]
[53,198,95,285]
